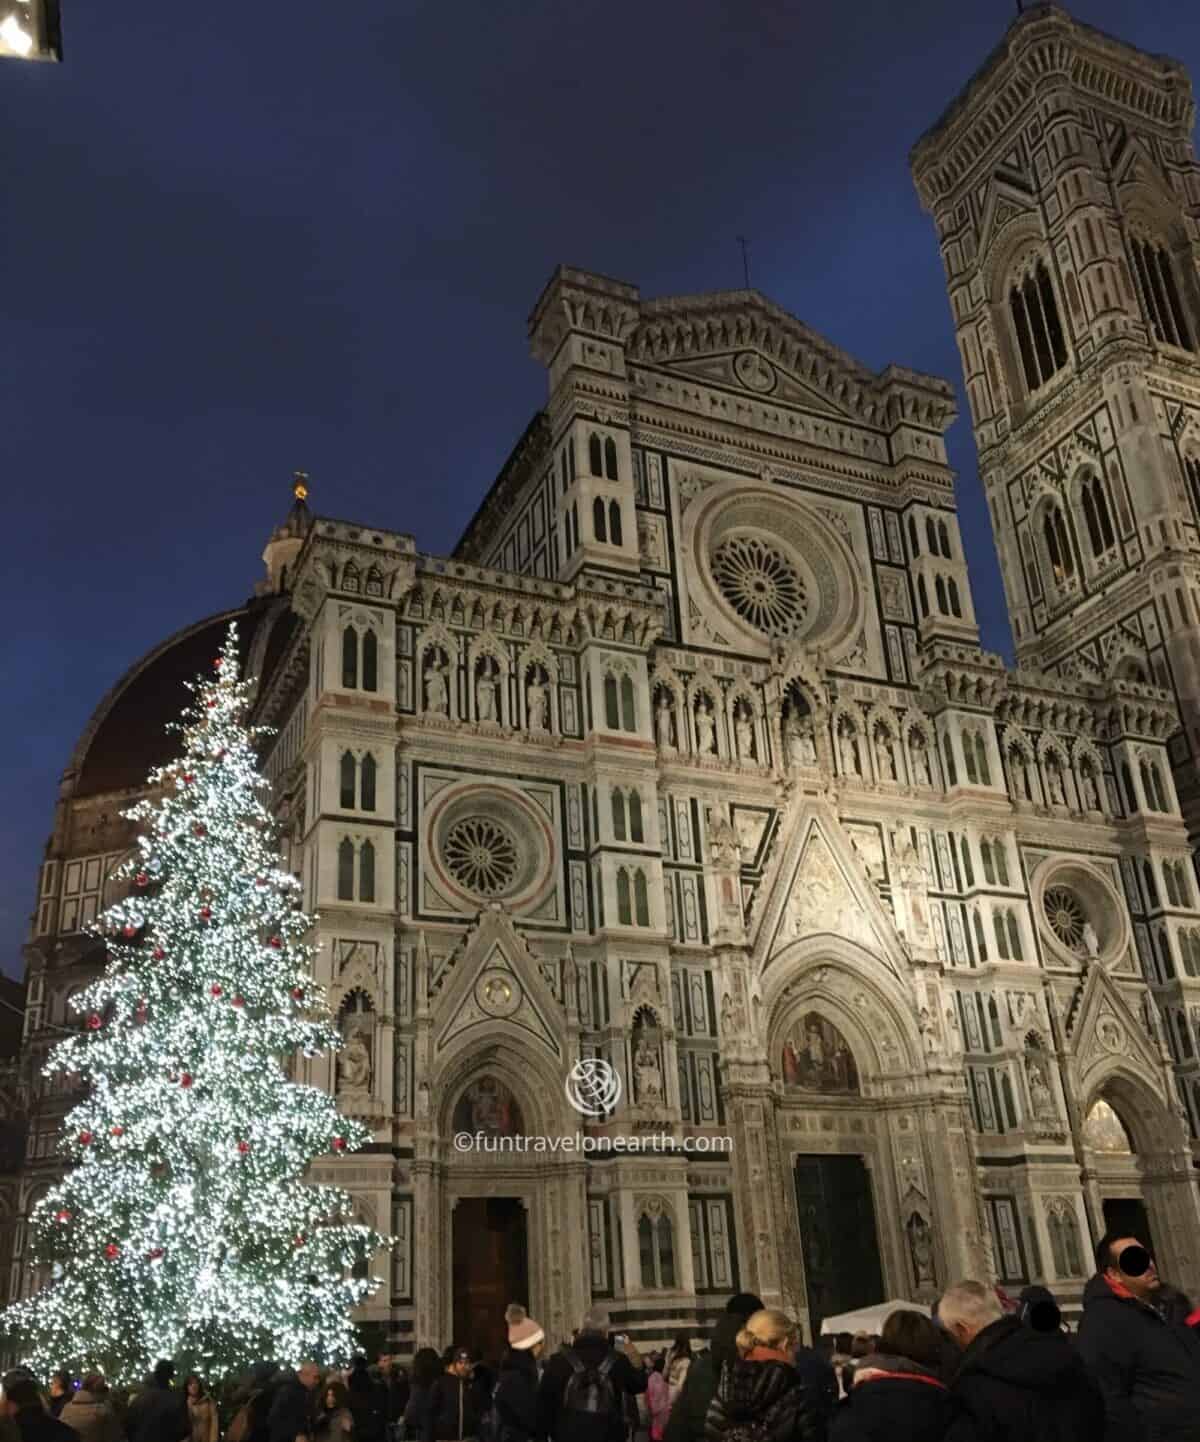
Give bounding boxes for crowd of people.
[5,1229,1200,1441]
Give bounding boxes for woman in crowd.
[401,1351,442,1442]
[314,1381,354,1442]
[492,1311,544,1442]
[830,1311,952,1442]
[60,1374,122,1442]
[704,1308,827,1442]
[47,1374,73,1420]
[646,1356,671,1442]
[665,1337,693,1412]
[183,1376,219,1442]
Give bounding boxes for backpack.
[556,1350,619,1442]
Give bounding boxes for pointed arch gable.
[434,1037,566,1145]
[1070,965,1168,1106]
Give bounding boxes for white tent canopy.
[819,1300,922,1336]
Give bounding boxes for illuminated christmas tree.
[3,624,386,1380]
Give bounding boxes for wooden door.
[793,1154,885,1334]
[452,1197,529,1362]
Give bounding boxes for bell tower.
[911,4,1200,828]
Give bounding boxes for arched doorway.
[1082,1089,1153,1251]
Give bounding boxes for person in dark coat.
[401,1353,441,1442]
[704,1308,826,1442]
[830,1310,952,1442]
[493,1312,545,1441]
[46,1378,72,1422]
[664,1293,765,1442]
[1077,1232,1200,1442]
[938,1278,1103,1442]
[791,1331,838,1425]
[345,1361,386,1442]
[2,1377,77,1442]
[267,1365,320,1442]
[376,1360,409,1436]
[422,1349,481,1442]
[127,1363,190,1442]
[536,1306,648,1442]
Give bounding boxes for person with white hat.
[492,1305,545,1442]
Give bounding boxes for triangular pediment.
[751,799,906,980]
[977,178,1038,259]
[1113,135,1172,200]
[664,349,849,420]
[431,907,564,1061]
[1068,965,1165,1097]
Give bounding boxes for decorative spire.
[292,471,309,504]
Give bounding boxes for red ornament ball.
[135,872,149,888]
[77,1131,93,1146]
[214,657,223,670]
[110,1126,124,1137]
[256,877,268,888]
[199,906,212,921]
[152,947,165,960]
[237,1140,250,1155]
[268,936,282,949]
[54,1209,70,1224]
[87,1014,102,1031]
[232,995,246,1009]
[210,983,223,997]
[147,1247,164,1261]
[331,1136,346,1152]
[122,923,137,938]
[291,987,305,1001]
[292,1234,305,1248]
[182,772,195,785]
[193,824,206,837]
[104,1243,120,1261]
[180,1073,193,1089]
[206,699,217,709]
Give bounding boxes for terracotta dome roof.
[72,598,300,799]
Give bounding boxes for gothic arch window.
[340,751,357,809]
[1131,235,1194,352]
[570,502,579,553]
[917,575,929,618]
[973,907,989,961]
[963,730,979,785]
[1009,258,1068,393]
[620,675,636,732]
[337,839,355,901]
[361,629,378,692]
[593,497,608,544]
[936,575,948,614]
[638,1205,677,1290]
[1006,910,1023,961]
[1122,762,1137,813]
[1047,1203,1083,1278]
[981,839,996,886]
[926,517,937,554]
[1164,861,1182,909]
[1140,759,1168,813]
[342,627,358,689]
[938,520,952,558]
[560,450,568,495]
[1080,473,1117,557]
[617,868,632,926]
[1041,504,1075,584]
[1159,930,1176,983]
[1177,1010,1194,1059]
[629,791,644,844]
[993,910,1009,959]
[359,840,376,904]
[908,515,920,557]
[942,735,958,787]
[604,436,619,480]
[609,501,623,547]
[948,578,962,618]
[974,734,991,785]
[360,754,376,810]
[1143,860,1160,910]
[588,433,603,477]
[988,996,1002,1047]
[634,870,650,927]
[960,836,975,889]
[1183,928,1200,978]
[1001,1072,1018,1129]
[612,789,627,842]
[604,674,620,730]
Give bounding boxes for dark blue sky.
[2,1,1198,972]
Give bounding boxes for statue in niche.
[695,698,716,756]
[785,710,817,768]
[338,1028,372,1093]
[1025,1052,1057,1121]
[1082,921,1100,961]
[424,655,449,715]
[656,693,676,751]
[1046,757,1066,807]
[734,704,755,762]
[632,1019,664,1104]
[906,1212,936,1288]
[781,1012,859,1093]
[875,728,896,782]
[707,803,741,871]
[838,722,860,777]
[1080,765,1101,813]
[452,1075,522,1138]
[910,734,932,787]
[476,657,498,723]
[526,668,548,731]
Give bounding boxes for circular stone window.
[444,817,519,897]
[712,535,808,636]
[1043,885,1087,951]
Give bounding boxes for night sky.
[2,1,1199,974]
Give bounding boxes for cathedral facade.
[6,2,1200,1359]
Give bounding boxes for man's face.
[299,1365,321,1391]
[1107,1237,1160,1300]
[945,1317,981,1351]
[450,1356,471,1378]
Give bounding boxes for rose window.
[1044,885,1086,950]
[711,535,808,635]
[443,817,519,897]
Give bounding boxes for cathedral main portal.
[452,1196,529,1362]
[793,1155,885,1331]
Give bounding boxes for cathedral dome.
[70,598,299,799]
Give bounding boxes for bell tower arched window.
[1132,236,1194,352]
[1009,259,1068,394]
[1042,505,1074,583]
[609,501,623,547]
[1080,474,1116,557]
[593,497,607,543]
[604,436,618,480]
[588,433,603,476]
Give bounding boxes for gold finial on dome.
[292,470,309,503]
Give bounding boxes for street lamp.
[0,0,61,61]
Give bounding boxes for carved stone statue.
[526,671,548,731]
[1046,759,1066,807]
[424,657,449,715]
[875,730,896,782]
[656,694,675,750]
[1026,1054,1057,1120]
[634,1036,663,1103]
[1081,766,1101,812]
[338,1028,372,1093]
[476,658,498,722]
[910,736,931,787]
[708,804,741,870]
[734,705,754,762]
[1081,921,1100,960]
[784,711,817,768]
[696,699,716,755]
[839,724,860,777]
[906,1212,936,1288]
